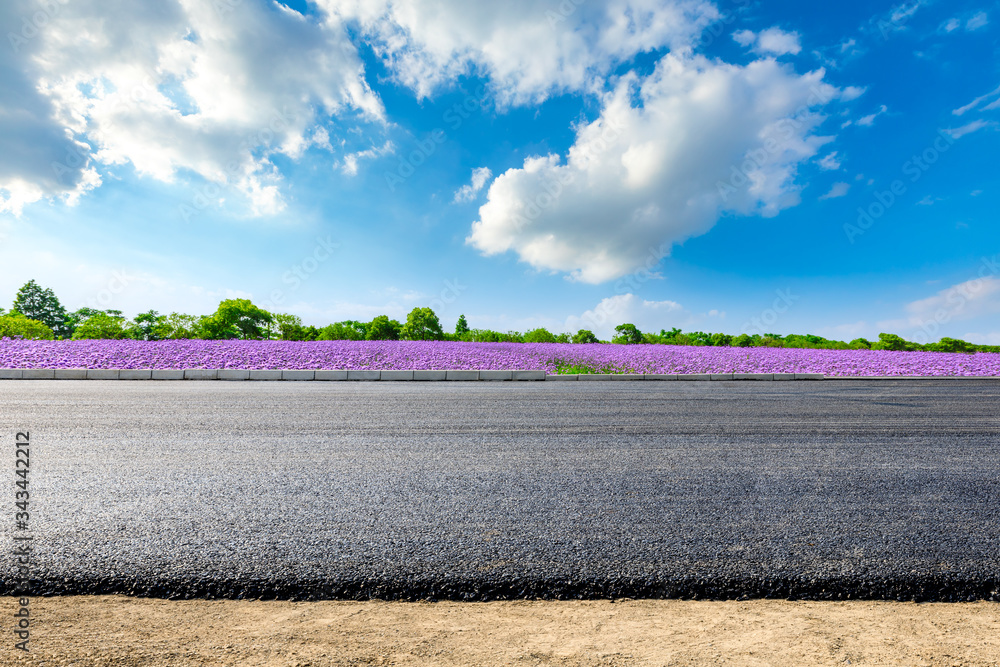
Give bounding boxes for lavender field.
[1,339,999,376]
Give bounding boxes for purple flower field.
[1,339,999,376]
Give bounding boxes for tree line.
[0,279,996,354]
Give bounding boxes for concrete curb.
[1,369,998,382]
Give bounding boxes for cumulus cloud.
[323,0,720,106]
[467,53,840,283]
[1,0,384,215]
[453,167,493,203]
[0,0,102,214]
[733,27,802,56]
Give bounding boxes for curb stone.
[1,370,999,382]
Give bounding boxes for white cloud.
[340,141,394,176]
[964,332,1000,346]
[732,27,802,56]
[326,0,720,106]
[944,120,995,140]
[905,276,1000,325]
[952,84,1000,116]
[819,182,850,200]
[467,53,841,283]
[453,167,494,203]
[966,11,989,31]
[856,104,888,126]
[817,152,841,170]
[562,293,720,340]
[2,0,384,215]
[916,195,941,206]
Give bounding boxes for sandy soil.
[2,596,999,666]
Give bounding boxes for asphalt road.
[1,380,999,601]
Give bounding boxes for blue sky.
[1,0,998,342]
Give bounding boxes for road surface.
[1,380,998,601]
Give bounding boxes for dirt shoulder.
[2,596,999,666]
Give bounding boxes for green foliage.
[201,299,274,340]
[129,310,170,341]
[872,333,913,352]
[849,338,872,350]
[455,314,469,336]
[272,313,320,341]
[523,328,557,343]
[612,323,643,345]
[733,334,754,348]
[12,280,72,338]
[318,321,366,341]
[930,337,976,354]
[572,329,599,344]
[161,313,201,339]
[0,312,54,340]
[71,312,131,340]
[401,307,444,341]
[367,315,402,341]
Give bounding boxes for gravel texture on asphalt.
[1,380,998,602]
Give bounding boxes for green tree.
[733,334,754,347]
[401,307,444,341]
[849,338,872,350]
[931,337,976,354]
[612,323,643,345]
[12,280,72,338]
[572,329,599,344]
[455,314,470,336]
[161,313,201,339]
[523,328,557,343]
[129,310,169,341]
[201,299,274,340]
[710,333,733,347]
[367,315,402,341]
[0,312,54,340]
[871,333,911,352]
[271,313,318,341]
[71,312,130,339]
[318,321,366,341]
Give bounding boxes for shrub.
[523,328,557,343]
[0,313,54,340]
